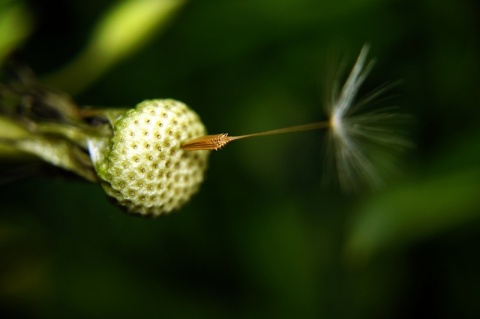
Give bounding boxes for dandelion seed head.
[89,99,209,217]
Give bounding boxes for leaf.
[44,0,187,94]
[345,168,480,262]
[0,2,32,65]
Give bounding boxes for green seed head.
[92,99,209,217]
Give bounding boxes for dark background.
[1,0,480,318]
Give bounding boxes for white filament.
[325,45,410,191]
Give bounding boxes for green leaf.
[0,1,32,65]
[346,168,480,262]
[45,0,187,94]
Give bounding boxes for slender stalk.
[181,121,330,151]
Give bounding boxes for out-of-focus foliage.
[0,1,32,63]
[45,0,187,94]
[1,0,480,318]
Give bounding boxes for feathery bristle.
[324,45,411,191]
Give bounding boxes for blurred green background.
[1,0,480,318]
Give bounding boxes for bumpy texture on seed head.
[97,99,209,217]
